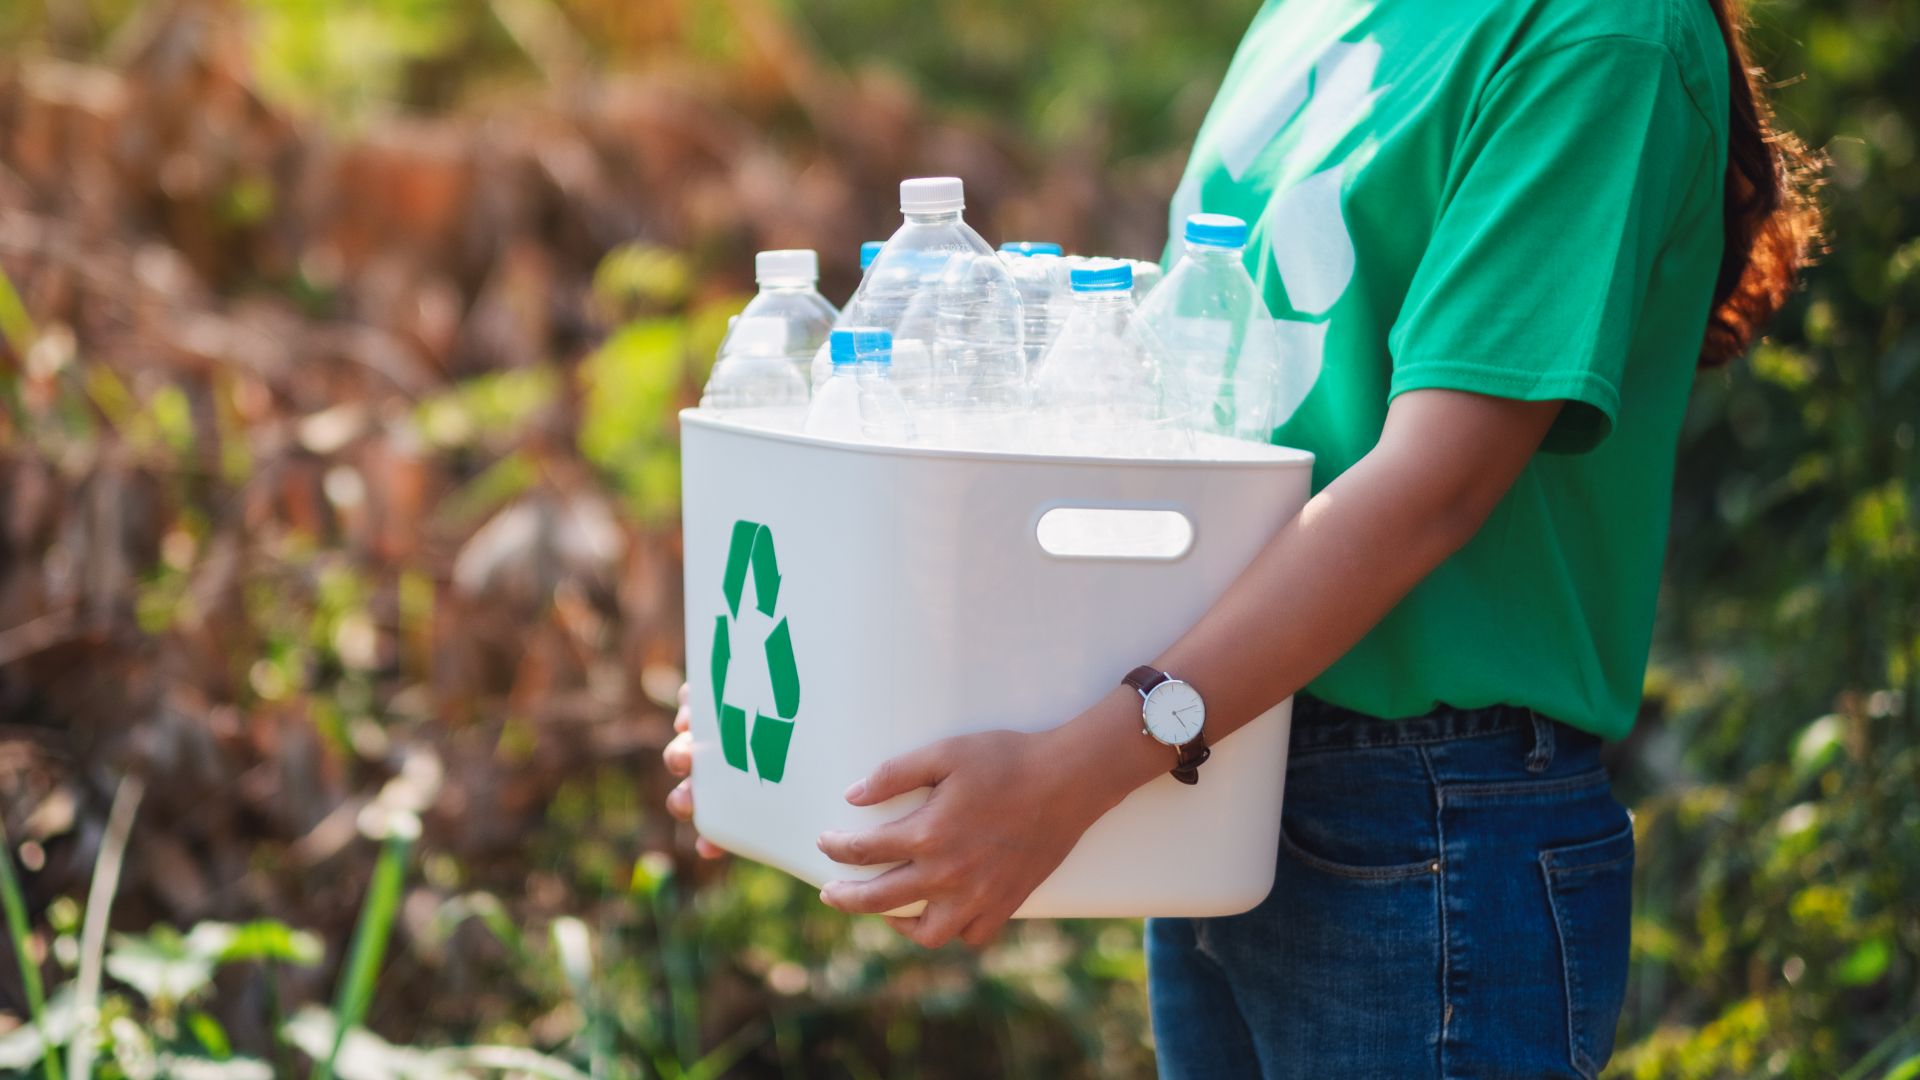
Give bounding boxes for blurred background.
[0,0,1914,1076]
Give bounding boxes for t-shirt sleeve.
[1387,36,1715,453]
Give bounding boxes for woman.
[664,0,1819,1072]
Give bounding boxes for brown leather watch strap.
[1123,664,1170,696]
[1171,732,1211,786]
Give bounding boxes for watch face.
[1143,680,1205,746]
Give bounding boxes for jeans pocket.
[1279,823,1439,881]
[1540,822,1635,1080]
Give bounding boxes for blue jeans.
[1147,697,1634,1079]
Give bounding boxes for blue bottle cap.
[999,242,1064,257]
[1069,260,1134,293]
[1184,213,1250,249]
[830,327,893,366]
[860,241,884,270]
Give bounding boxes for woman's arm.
[817,388,1564,947]
[1048,387,1567,798]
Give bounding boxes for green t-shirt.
[1169,0,1729,739]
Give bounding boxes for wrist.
[1045,686,1174,819]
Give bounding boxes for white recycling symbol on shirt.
[1171,38,1383,427]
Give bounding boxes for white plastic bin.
[680,410,1314,918]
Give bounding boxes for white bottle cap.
[900,177,965,214]
[756,249,818,285]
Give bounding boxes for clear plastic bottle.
[850,178,1025,445]
[702,251,830,417]
[1000,242,1063,258]
[1032,260,1172,455]
[1000,242,1067,373]
[1128,259,1165,299]
[1138,214,1288,441]
[817,242,893,388]
[704,250,837,414]
[804,327,915,443]
[819,180,994,411]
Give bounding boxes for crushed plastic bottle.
[1128,259,1165,299]
[1139,214,1287,441]
[1032,260,1178,455]
[804,327,915,443]
[1000,242,1068,373]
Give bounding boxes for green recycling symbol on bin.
[711,520,801,782]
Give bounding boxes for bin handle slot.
[1034,506,1194,561]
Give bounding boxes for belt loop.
[1525,709,1555,773]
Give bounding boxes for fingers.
[677,681,689,708]
[662,729,693,778]
[876,906,970,949]
[819,865,932,916]
[817,814,927,867]
[666,777,694,822]
[666,683,724,860]
[847,741,952,806]
[959,912,1008,950]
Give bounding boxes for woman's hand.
[815,716,1137,949]
[662,682,726,860]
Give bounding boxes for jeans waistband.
[1288,694,1601,760]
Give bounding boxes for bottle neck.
[1071,290,1135,311]
[1070,290,1135,330]
[902,210,963,226]
[1185,243,1246,264]
[758,280,816,292]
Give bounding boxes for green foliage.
[1612,0,1920,1074]
[243,0,499,126]
[779,0,1251,157]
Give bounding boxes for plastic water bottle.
[1139,214,1287,441]
[824,180,996,411]
[1000,242,1067,373]
[1032,260,1173,455]
[702,250,834,416]
[703,249,837,415]
[804,328,915,443]
[1000,242,1062,258]
[851,178,1025,444]
[1129,260,1165,299]
[817,242,893,388]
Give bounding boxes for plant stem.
[0,811,64,1080]
[312,826,413,1080]
[1839,1009,1920,1080]
[69,775,145,1080]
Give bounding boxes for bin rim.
[679,409,1316,471]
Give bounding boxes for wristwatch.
[1123,665,1211,785]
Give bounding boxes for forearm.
[1047,390,1562,815]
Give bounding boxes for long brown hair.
[1701,0,1824,367]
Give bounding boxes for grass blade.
[550,916,611,1080]
[311,814,415,1080]
[0,264,35,358]
[0,811,64,1080]
[68,775,144,1080]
